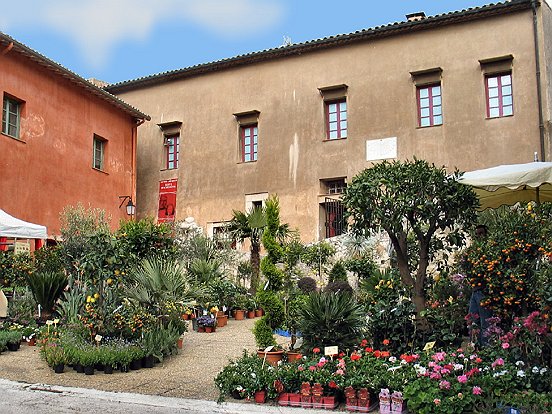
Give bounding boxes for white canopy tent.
[0,209,47,239]
[458,162,552,209]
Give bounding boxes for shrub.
[297,277,317,294]
[328,261,348,282]
[299,292,366,351]
[325,280,354,295]
[253,317,277,349]
[255,289,284,330]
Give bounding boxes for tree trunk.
[249,243,260,294]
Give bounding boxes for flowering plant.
[196,315,216,327]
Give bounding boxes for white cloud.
[0,0,284,69]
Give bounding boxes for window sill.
[1,132,25,143]
[160,167,179,172]
[486,114,514,120]
[323,137,347,142]
[238,160,258,164]
[92,167,109,175]
[416,124,443,129]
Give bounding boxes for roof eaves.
[105,0,532,94]
[0,32,150,121]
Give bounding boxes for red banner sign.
[158,179,178,223]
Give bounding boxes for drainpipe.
[531,0,546,161]
[132,118,145,217]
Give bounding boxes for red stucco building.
[0,33,149,239]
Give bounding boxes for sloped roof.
[0,32,150,121]
[106,0,533,94]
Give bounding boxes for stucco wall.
[0,51,137,236]
[116,9,542,242]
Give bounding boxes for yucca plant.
[26,270,68,316]
[299,292,366,352]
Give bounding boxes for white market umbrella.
[0,209,47,239]
[458,162,552,209]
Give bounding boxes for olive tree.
[343,159,479,326]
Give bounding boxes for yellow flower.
[86,296,92,303]
[106,278,113,285]
[94,293,100,299]
[114,270,120,275]
[90,298,96,303]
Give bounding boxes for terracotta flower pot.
[286,351,303,362]
[257,349,284,366]
[254,390,266,404]
[234,309,245,320]
[216,315,227,327]
[247,310,255,319]
[255,309,263,317]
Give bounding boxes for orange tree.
[343,159,479,328]
[462,203,552,327]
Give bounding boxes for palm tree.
[227,206,267,294]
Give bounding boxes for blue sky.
[1,1,494,84]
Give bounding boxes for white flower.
[516,370,526,377]
[540,368,547,375]
[389,356,397,363]
[532,366,540,374]
[515,361,525,367]
[454,364,464,371]
[414,364,427,375]
[493,370,507,377]
[251,373,256,378]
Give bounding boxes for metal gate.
[325,197,345,238]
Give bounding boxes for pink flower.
[433,399,441,405]
[502,342,510,349]
[298,366,304,371]
[432,352,446,362]
[430,372,442,380]
[335,369,345,376]
[439,380,451,390]
[309,366,317,371]
[492,358,505,368]
[472,386,482,395]
[457,375,468,384]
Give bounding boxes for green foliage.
[328,261,348,282]
[6,290,36,324]
[215,350,278,402]
[299,292,366,351]
[255,289,284,330]
[206,278,245,308]
[0,252,34,287]
[253,317,277,349]
[57,286,85,324]
[228,205,267,293]
[343,159,479,320]
[188,258,224,285]
[26,270,68,313]
[462,203,552,326]
[301,241,336,278]
[33,246,64,274]
[261,196,287,291]
[359,268,416,353]
[345,255,378,281]
[124,257,198,310]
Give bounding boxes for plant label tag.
[264,345,274,352]
[324,346,338,356]
[423,341,436,351]
[222,306,227,311]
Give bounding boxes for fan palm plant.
[124,257,200,311]
[26,270,68,319]
[227,206,267,294]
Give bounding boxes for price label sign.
[423,341,436,351]
[324,346,339,356]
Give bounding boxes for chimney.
[406,12,426,22]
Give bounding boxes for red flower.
[328,380,338,389]
[360,339,368,347]
[373,350,382,358]
[351,353,361,361]
[365,347,373,353]
[381,351,390,358]
[383,339,390,346]
[313,347,321,354]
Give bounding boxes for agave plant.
[299,291,366,351]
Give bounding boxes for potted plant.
[43,342,67,373]
[233,294,247,320]
[100,346,118,374]
[79,346,100,375]
[6,330,22,351]
[254,316,283,366]
[196,315,216,333]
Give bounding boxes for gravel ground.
[0,317,257,401]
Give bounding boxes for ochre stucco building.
[0,33,149,238]
[107,0,552,243]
